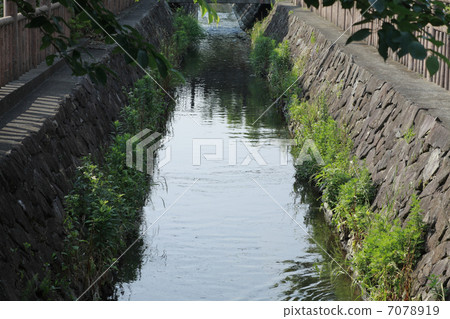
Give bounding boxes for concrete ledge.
[0,58,66,117]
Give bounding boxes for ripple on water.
[112,6,358,301]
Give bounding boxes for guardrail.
[0,0,136,88]
[293,0,450,90]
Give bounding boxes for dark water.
[113,7,357,301]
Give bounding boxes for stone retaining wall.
[0,0,174,300]
[264,3,450,300]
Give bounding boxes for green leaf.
[377,31,388,60]
[426,56,439,76]
[425,37,444,47]
[380,22,400,51]
[25,16,48,28]
[136,50,148,68]
[42,22,56,34]
[52,16,64,33]
[54,38,68,51]
[147,52,157,70]
[154,53,169,78]
[71,61,87,76]
[352,18,373,26]
[430,50,450,67]
[169,68,186,83]
[346,28,371,45]
[304,0,319,8]
[408,41,427,60]
[45,54,56,66]
[369,0,386,13]
[323,0,336,6]
[40,35,52,50]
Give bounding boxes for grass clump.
[34,10,202,300]
[250,19,269,47]
[288,93,425,300]
[166,9,205,66]
[268,41,296,98]
[289,94,351,180]
[61,75,172,299]
[250,35,276,76]
[354,195,425,300]
[250,25,302,98]
[249,11,427,299]
[403,125,416,144]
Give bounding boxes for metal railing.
[293,0,450,90]
[0,0,136,88]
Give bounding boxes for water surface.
[114,7,356,301]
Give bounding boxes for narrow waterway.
[113,7,356,301]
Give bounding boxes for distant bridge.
[168,0,273,4]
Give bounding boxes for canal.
[113,6,356,301]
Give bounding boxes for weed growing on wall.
[354,194,425,300]
[249,18,427,300]
[289,92,426,301]
[250,35,275,76]
[164,9,206,67]
[268,41,295,98]
[250,27,302,98]
[61,74,172,299]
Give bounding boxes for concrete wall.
[264,3,450,300]
[0,0,174,300]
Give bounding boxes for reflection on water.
[112,7,358,301]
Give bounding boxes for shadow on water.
[278,183,361,301]
[111,6,359,301]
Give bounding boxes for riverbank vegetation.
[22,10,205,300]
[8,0,218,84]
[162,9,206,68]
[250,21,427,301]
[61,75,169,300]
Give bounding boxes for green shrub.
[354,194,425,300]
[288,91,424,301]
[268,41,296,97]
[315,162,352,208]
[289,94,352,179]
[250,20,305,98]
[331,165,376,234]
[120,74,167,134]
[59,74,173,299]
[250,20,267,48]
[250,12,427,300]
[172,9,205,60]
[250,36,276,76]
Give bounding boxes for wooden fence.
[293,0,450,90]
[0,0,136,88]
